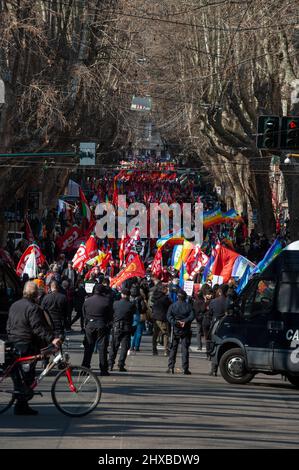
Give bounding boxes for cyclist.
[6,281,61,415]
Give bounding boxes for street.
[1,329,299,449]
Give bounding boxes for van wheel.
[287,375,299,388]
[219,348,254,384]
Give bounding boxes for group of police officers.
[6,274,211,415]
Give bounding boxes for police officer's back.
[109,288,135,372]
[166,290,195,375]
[81,284,113,375]
[41,280,67,337]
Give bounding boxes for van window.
[277,283,299,313]
[243,280,276,317]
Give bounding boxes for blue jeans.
[131,322,144,350]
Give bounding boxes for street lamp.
[284,155,291,164]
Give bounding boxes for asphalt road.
[1,328,299,449]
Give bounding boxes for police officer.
[41,280,68,338]
[108,288,135,372]
[166,290,195,375]
[81,284,113,376]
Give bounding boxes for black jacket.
[193,297,208,323]
[209,296,227,321]
[7,298,54,345]
[83,293,113,328]
[41,291,68,336]
[167,300,195,336]
[113,299,135,326]
[152,290,172,322]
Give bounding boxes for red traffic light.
[289,120,298,129]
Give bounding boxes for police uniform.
[81,286,113,375]
[108,296,135,371]
[167,297,195,373]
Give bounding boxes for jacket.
[7,298,54,345]
[41,291,68,336]
[209,296,228,321]
[167,300,195,336]
[113,299,135,328]
[152,290,172,322]
[83,293,113,328]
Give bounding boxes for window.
[242,280,276,317]
[277,283,299,314]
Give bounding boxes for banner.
[23,251,38,279]
[85,234,98,261]
[56,226,82,252]
[151,249,163,278]
[110,255,146,288]
[16,244,46,277]
[72,243,87,273]
[211,245,240,283]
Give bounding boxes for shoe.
[100,371,110,376]
[152,351,158,356]
[166,368,174,374]
[14,403,39,415]
[183,370,192,375]
[135,348,140,352]
[197,347,202,351]
[118,366,127,372]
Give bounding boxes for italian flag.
[79,188,92,222]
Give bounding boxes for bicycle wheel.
[0,372,15,414]
[51,366,101,417]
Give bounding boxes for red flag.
[110,254,146,288]
[16,244,46,277]
[72,243,87,273]
[85,234,98,261]
[119,234,125,268]
[56,226,82,252]
[211,245,239,283]
[25,216,34,243]
[100,251,112,272]
[151,248,163,278]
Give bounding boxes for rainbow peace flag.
[203,209,224,228]
[156,231,184,249]
[223,209,243,223]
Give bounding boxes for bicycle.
[0,344,101,417]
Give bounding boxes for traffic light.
[280,117,299,150]
[257,116,280,149]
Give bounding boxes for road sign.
[131,96,152,111]
[80,142,96,166]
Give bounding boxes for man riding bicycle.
[6,281,61,415]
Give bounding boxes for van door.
[273,275,299,374]
[241,279,276,370]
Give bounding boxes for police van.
[210,240,299,387]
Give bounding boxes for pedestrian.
[208,285,229,376]
[81,284,113,376]
[166,290,195,375]
[129,285,146,353]
[151,284,172,356]
[109,288,135,372]
[201,286,214,358]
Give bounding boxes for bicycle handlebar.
[40,344,61,357]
